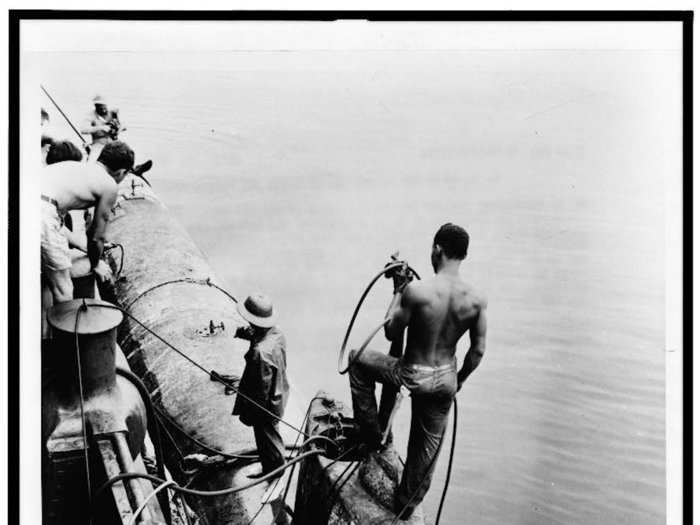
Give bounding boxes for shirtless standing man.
[41,140,134,304]
[348,223,488,520]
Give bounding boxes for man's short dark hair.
[97,140,134,172]
[41,134,54,148]
[46,140,83,165]
[433,223,470,260]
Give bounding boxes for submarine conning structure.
[103,174,285,524]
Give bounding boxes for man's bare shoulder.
[81,163,116,194]
[43,161,91,193]
[458,280,488,310]
[402,279,433,305]
[45,160,84,176]
[74,163,117,198]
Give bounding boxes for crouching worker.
[41,140,134,305]
[232,293,290,524]
[348,223,488,520]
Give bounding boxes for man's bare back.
[348,223,485,519]
[42,160,117,214]
[41,140,133,303]
[384,223,488,390]
[401,273,487,368]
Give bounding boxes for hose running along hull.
[105,175,296,524]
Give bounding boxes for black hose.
[336,259,461,522]
[321,444,360,472]
[389,398,458,525]
[435,398,457,525]
[116,369,333,468]
[150,404,259,461]
[89,302,312,439]
[125,277,237,312]
[114,367,171,525]
[389,437,442,525]
[104,243,124,277]
[270,396,324,524]
[338,261,420,374]
[70,243,124,278]
[114,367,168,479]
[74,306,92,524]
[325,459,361,516]
[95,450,323,500]
[180,435,337,485]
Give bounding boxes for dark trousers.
[253,420,286,475]
[348,349,456,518]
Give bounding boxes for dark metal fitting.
[208,320,225,334]
[130,178,144,193]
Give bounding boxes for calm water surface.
[38,50,674,524]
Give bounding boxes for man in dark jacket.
[232,293,290,478]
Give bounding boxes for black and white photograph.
[7,10,689,525]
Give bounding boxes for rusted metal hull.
[105,175,302,524]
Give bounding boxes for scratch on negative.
[524,93,597,121]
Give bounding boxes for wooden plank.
[96,437,134,524]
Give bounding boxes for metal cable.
[95,450,323,500]
[435,399,458,525]
[151,404,258,461]
[389,398,456,525]
[89,302,312,439]
[124,277,237,311]
[269,395,325,524]
[127,480,175,525]
[104,243,125,277]
[244,500,266,525]
[325,459,362,515]
[321,444,359,473]
[40,84,88,145]
[114,366,171,524]
[73,304,92,524]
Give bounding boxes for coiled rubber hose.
[338,261,420,374]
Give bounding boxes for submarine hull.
[105,175,304,523]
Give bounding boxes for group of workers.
[40,94,488,524]
[40,95,152,307]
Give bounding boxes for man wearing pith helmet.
[232,293,290,523]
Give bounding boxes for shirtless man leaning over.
[348,222,487,520]
[41,140,134,304]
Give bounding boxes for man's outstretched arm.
[457,302,487,390]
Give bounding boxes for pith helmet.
[93,95,108,106]
[237,293,276,328]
